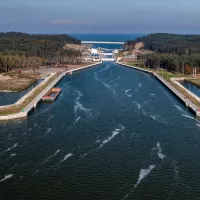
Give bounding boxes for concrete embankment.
[0,62,102,121]
[116,62,200,117]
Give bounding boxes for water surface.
[0,79,43,106]
[0,62,200,200]
[181,81,200,98]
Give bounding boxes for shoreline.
[116,61,200,117]
[0,62,102,121]
[185,79,200,88]
[0,90,14,93]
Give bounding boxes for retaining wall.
[0,62,102,121]
[116,62,199,116]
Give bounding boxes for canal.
[1,62,200,200]
[181,80,200,98]
[0,79,44,106]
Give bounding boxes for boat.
[42,88,62,102]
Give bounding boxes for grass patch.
[0,71,39,92]
[127,62,145,68]
[0,77,37,92]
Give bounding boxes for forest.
[0,32,82,72]
[125,33,200,73]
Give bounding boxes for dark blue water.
[1,62,200,200]
[0,79,43,106]
[181,81,200,98]
[70,33,144,49]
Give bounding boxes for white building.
[113,49,119,54]
[89,48,98,54]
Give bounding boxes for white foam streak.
[3,143,18,154]
[75,116,81,124]
[60,153,73,163]
[45,128,52,135]
[43,150,61,164]
[32,170,39,175]
[125,89,131,95]
[94,72,114,93]
[144,99,152,105]
[150,115,157,120]
[122,165,155,200]
[133,102,141,109]
[174,105,185,113]
[47,115,54,122]
[74,90,91,118]
[156,142,165,160]
[125,89,132,98]
[196,124,200,128]
[135,83,142,92]
[0,174,14,182]
[81,125,125,159]
[182,114,195,120]
[102,81,112,90]
[98,125,124,149]
[94,72,100,81]
[150,93,156,96]
[10,164,18,170]
[80,153,88,159]
[134,165,155,189]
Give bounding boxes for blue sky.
[0,0,199,34]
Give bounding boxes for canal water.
[0,79,43,106]
[181,81,200,98]
[1,62,200,200]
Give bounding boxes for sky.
[0,0,199,34]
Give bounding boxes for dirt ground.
[0,62,94,92]
[22,63,93,75]
[0,73,37,92]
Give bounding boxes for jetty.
[0,62,102,121]
[117,62,200,117]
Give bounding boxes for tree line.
[0,32,82,72]
[138,53,200,73]
[124,33,200,73]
